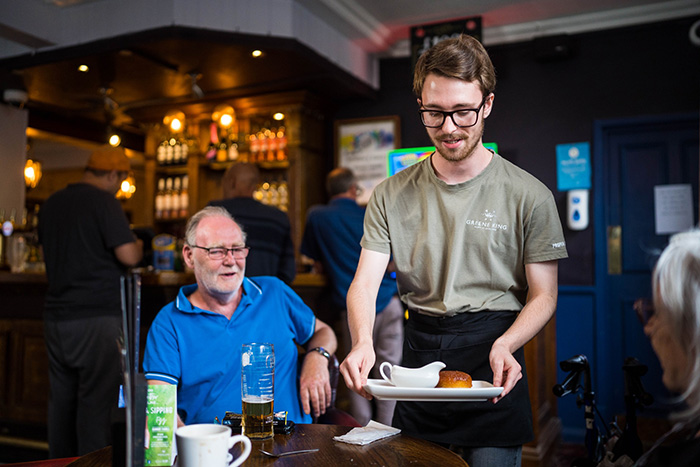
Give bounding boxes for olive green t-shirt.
[362,153,568,317]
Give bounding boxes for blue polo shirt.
[301,197,397,311]
[143,276,316,424]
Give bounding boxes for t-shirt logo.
[465,209,509,232]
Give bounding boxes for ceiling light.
[163,110,186,133]
[273,112,285,121]
[170,118,183,132]
[117,173,136,200]
[212,104,235,129]
[78,64,89,72]
[252,50,263,58]
[24,159,42,189]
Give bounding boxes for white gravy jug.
[379,361,446,388]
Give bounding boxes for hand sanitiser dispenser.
[567,189,589,230]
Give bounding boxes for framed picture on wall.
[335,116,400,205]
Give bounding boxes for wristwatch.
[308,347,331,360]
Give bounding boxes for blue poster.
[556,142,591,191]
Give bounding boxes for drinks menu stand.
[112,272,147,467]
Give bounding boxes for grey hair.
[184,206,247,246]
[652,228,700,421]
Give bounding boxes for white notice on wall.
[654,184,694,235]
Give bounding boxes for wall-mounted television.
[387,142,499,177]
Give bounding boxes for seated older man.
[143,206,336,426]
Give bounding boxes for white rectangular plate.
[363,379,503,401]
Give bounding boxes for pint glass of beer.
[241,343,274,439]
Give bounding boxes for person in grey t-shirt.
[340,35,568,466]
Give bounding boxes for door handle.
[607,225,622,275]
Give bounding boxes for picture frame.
[335,116,400,205]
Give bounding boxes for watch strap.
[308,346,331,360]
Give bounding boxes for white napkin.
[333,420,401,445]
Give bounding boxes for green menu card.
[144,384,177,466]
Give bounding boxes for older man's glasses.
[419,94,489,129]
[191,245,250,260]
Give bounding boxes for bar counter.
[0,269,329,318]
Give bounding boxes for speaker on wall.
[533,34,574,62]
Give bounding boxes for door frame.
[592,112,699,423]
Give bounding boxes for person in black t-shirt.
[208,162,295,284]
[38,146,143,457]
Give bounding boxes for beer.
[241,343,274,439]
[242,396,273,439]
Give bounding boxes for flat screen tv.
[387,143,498,177]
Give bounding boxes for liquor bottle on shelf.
[173,139,182,166]
[278,179,289,212]
[276,126,287,161]
[216,141,228,162]
[155,177,165,220]
[181,138,189,165]
[268,181,279,207]
[227,140,239,161]
[179,175,189,218]
[249,132,260,163]
[261,181,271,205]
[258,130,268,163]
[26,205,41,266]
[253,185,263,203]
[171,176,182,219]
[162,177,173,220]
[16,208,28,232]
[206,122,219,161]
[165,139,175,165]
[266,128,277,162]
[157,141,167,166]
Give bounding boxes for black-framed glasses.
[190,245,250,260]
[419,94,489,128]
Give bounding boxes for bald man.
[209,162,296,284]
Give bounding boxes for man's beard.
[195,258,244,298]
[430,121,484,163]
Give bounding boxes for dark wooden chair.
[311,354,361,427]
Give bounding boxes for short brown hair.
[413,35,496,99]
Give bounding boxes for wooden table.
[55,424,468,466]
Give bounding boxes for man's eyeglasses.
[190,245,250,260]
[419,94,489,129]
[633,298,654,326]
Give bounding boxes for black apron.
[392,310,534,447]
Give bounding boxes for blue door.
[595,113,699,422]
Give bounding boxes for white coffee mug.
[176,424,251,467]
